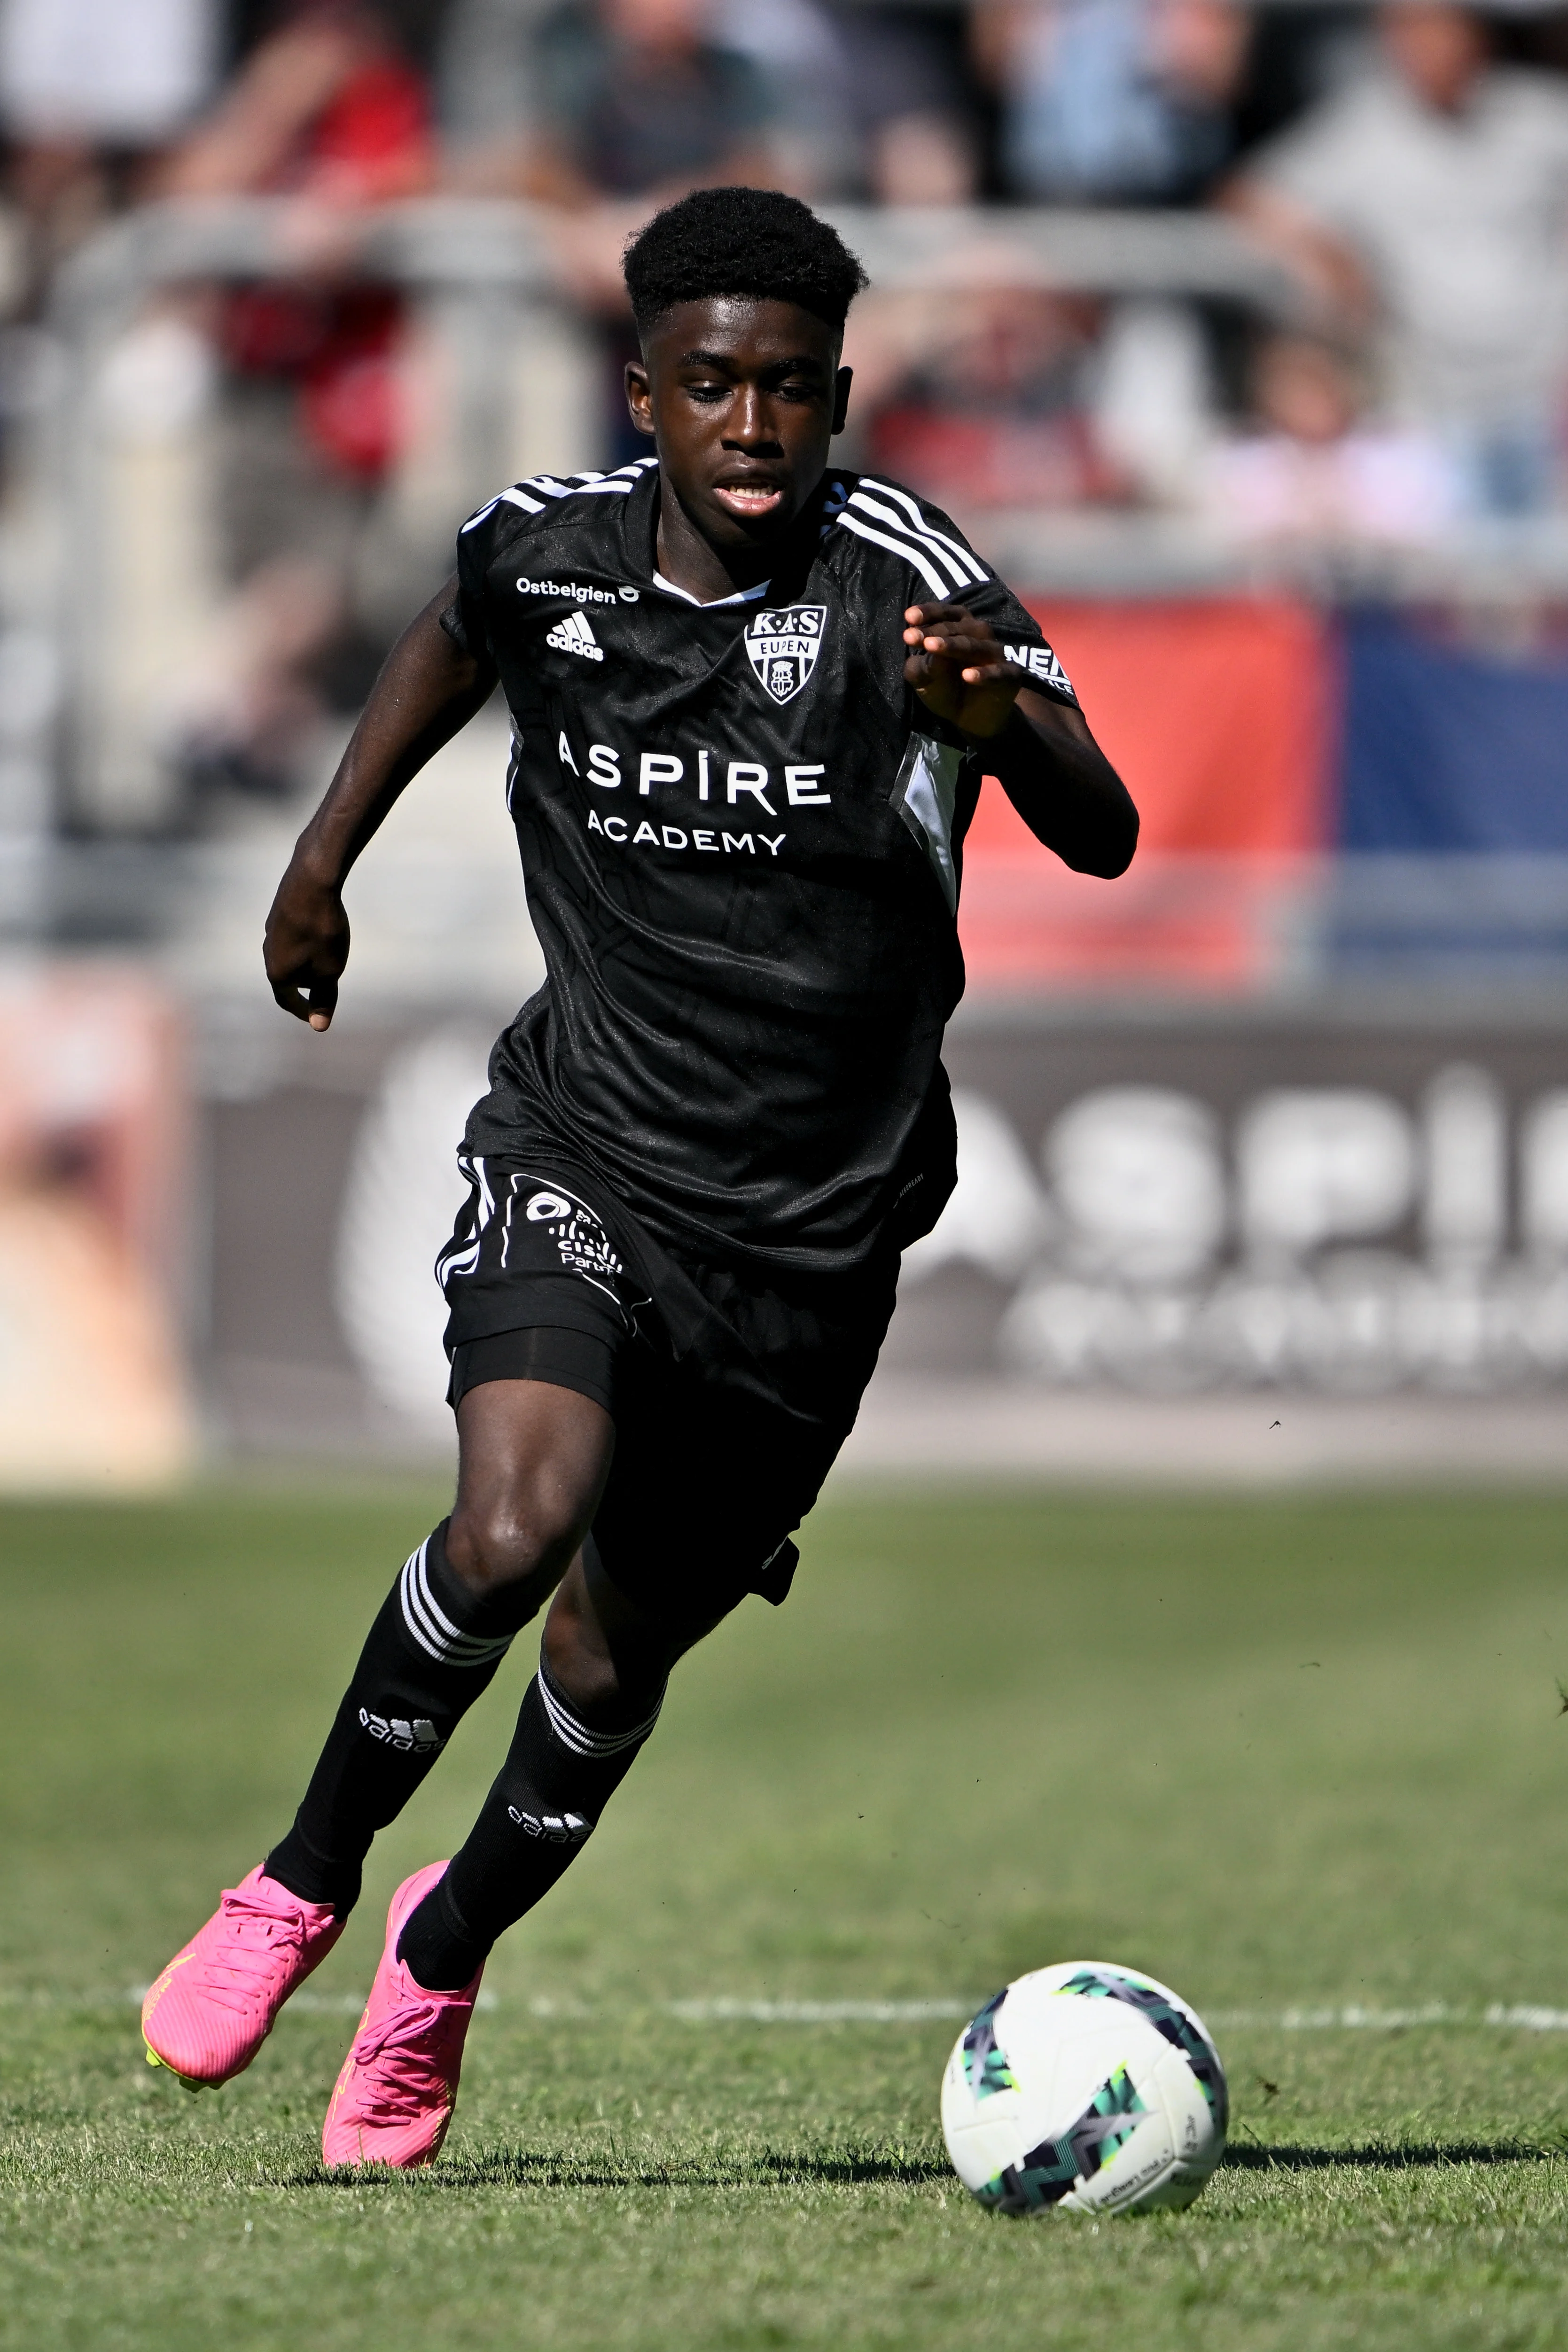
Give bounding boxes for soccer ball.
[940,1961,1227,2217]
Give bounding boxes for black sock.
[396,1655,664,1989]
[264,1519,538,1916]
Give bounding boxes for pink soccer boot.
[142,1865,345,2090]
[321,1862,484,2170]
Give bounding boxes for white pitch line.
[665,1999,972,2025]
[666,1999,1568,2032]
[7,1990,1568,2031]
[1211,2005,1454,2031]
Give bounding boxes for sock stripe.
[537,1665,663,1760]
[399,1542,516,1670]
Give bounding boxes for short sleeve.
[835,474,1082,717]
[440,501,499,664]
[955,570,1080,709]
[439,583,486,660]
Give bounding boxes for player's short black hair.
[623,188,868,340]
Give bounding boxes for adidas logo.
[508,1806,593,1844]
[545,610,604,662]
[359,1707,444,1753]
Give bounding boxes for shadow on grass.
[1225,2141,1563,2171]
[272,2146,951,2193]
[268,2141,1563,2194]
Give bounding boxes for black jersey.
[441,457,1077,1275]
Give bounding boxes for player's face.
[626,298,851,553]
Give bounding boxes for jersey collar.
[651,571,771,608]
[626,462,777,608]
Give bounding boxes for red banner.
[963,599,1334,991]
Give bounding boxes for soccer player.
[141,187,1137,2167]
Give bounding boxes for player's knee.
[540,1568,692,1717]
[540,1603,622,1714]
[540,1570,663,1716]
[446,1477,591,1602]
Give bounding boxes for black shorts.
[438,1155,897,1631]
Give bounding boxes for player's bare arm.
[263,584,498,1030]
[903,601,1138,878]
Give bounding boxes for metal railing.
[13,193,1568,1017]
[37,195,1309,831]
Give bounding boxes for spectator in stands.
[162,0,433,210]
[1201,327,1460,544]
[823,0,978,202]
[441,0,777,203]
[441,0,788,345]
[975,0,1253,205]
[857,285,1118,511]
[160,0,433,483]
[717,0,859,197]
[442,0,870,198]
[1225,4,1568,516]
[0,0,216,293]
[439,0,556,172]
[441,0,977,202]
[154,0,436,805]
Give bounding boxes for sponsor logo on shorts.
[525,1192,574,1223]
[516,1185,627,1290]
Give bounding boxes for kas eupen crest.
[745,604,827,705]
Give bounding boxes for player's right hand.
[264,858,350,1031]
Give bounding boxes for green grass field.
[5,1483,1568,2349]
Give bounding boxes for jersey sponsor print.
[441,459,1077,1273]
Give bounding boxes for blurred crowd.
[7,0,1568,814]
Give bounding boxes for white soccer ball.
[940,1961,1227,2216]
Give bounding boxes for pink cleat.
[321,1862,483,2170]
[142,1866,344,2090]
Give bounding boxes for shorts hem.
[447,1324,618,1417]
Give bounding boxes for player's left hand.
[902,604,1022,740]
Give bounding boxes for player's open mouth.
[712,484,787,520]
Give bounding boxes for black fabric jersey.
[441,456,1078,1276]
